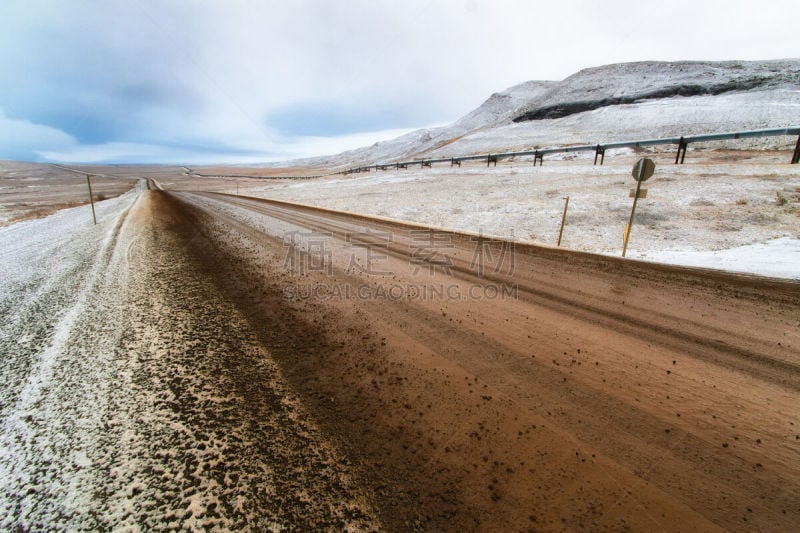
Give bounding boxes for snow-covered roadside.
[0,183,145,422]
[0,182,145,527]
[0,187,381,529]
[236,153,800,279]
[627,237,800,279]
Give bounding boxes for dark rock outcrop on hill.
[512,60,798,122]
[266,58,799,169]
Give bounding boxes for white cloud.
[2,0,799,164]
[38,142,179,164]
[35,127,423,165]
[278,128,422,159]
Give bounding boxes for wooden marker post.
[86,175,97,225]
[622,158,654,257]
[557,196,570,246]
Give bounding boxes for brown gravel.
[153,189,800,531]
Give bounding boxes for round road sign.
[632,158,655,182]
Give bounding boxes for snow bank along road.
[0,185,378,530]
[2,185,799,531]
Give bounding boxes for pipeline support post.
[86,174,97,225]
[675,137,688,164]
[593,145,605,165]
[791,134,800,164]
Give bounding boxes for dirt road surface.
[2,185,798,531]
[0,188,378,530]
[160,189,800,531]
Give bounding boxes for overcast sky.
[1,0,797,164]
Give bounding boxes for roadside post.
[557,196,570,246]
[86,174,97,225]
[622,158,654,257]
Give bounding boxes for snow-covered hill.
[274,80,556,169]
[277,59,799,170]
[233,59,800,279]
[512,59,798,122]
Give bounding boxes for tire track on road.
[167,190,800,531]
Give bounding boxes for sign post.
[622,158,654,257]
[557,196,569,246]
[86,175,97,225]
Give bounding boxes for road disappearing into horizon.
[1,184,798,530]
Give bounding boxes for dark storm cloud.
[0,1,212,146]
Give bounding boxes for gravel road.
[1,185,798,531]
[0,185,378,530]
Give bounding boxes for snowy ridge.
[276,59,800,169]
[512,59,799,121]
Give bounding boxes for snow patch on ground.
[235,152,800,279]
[0,184,145,527]
[628,237,800,279]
